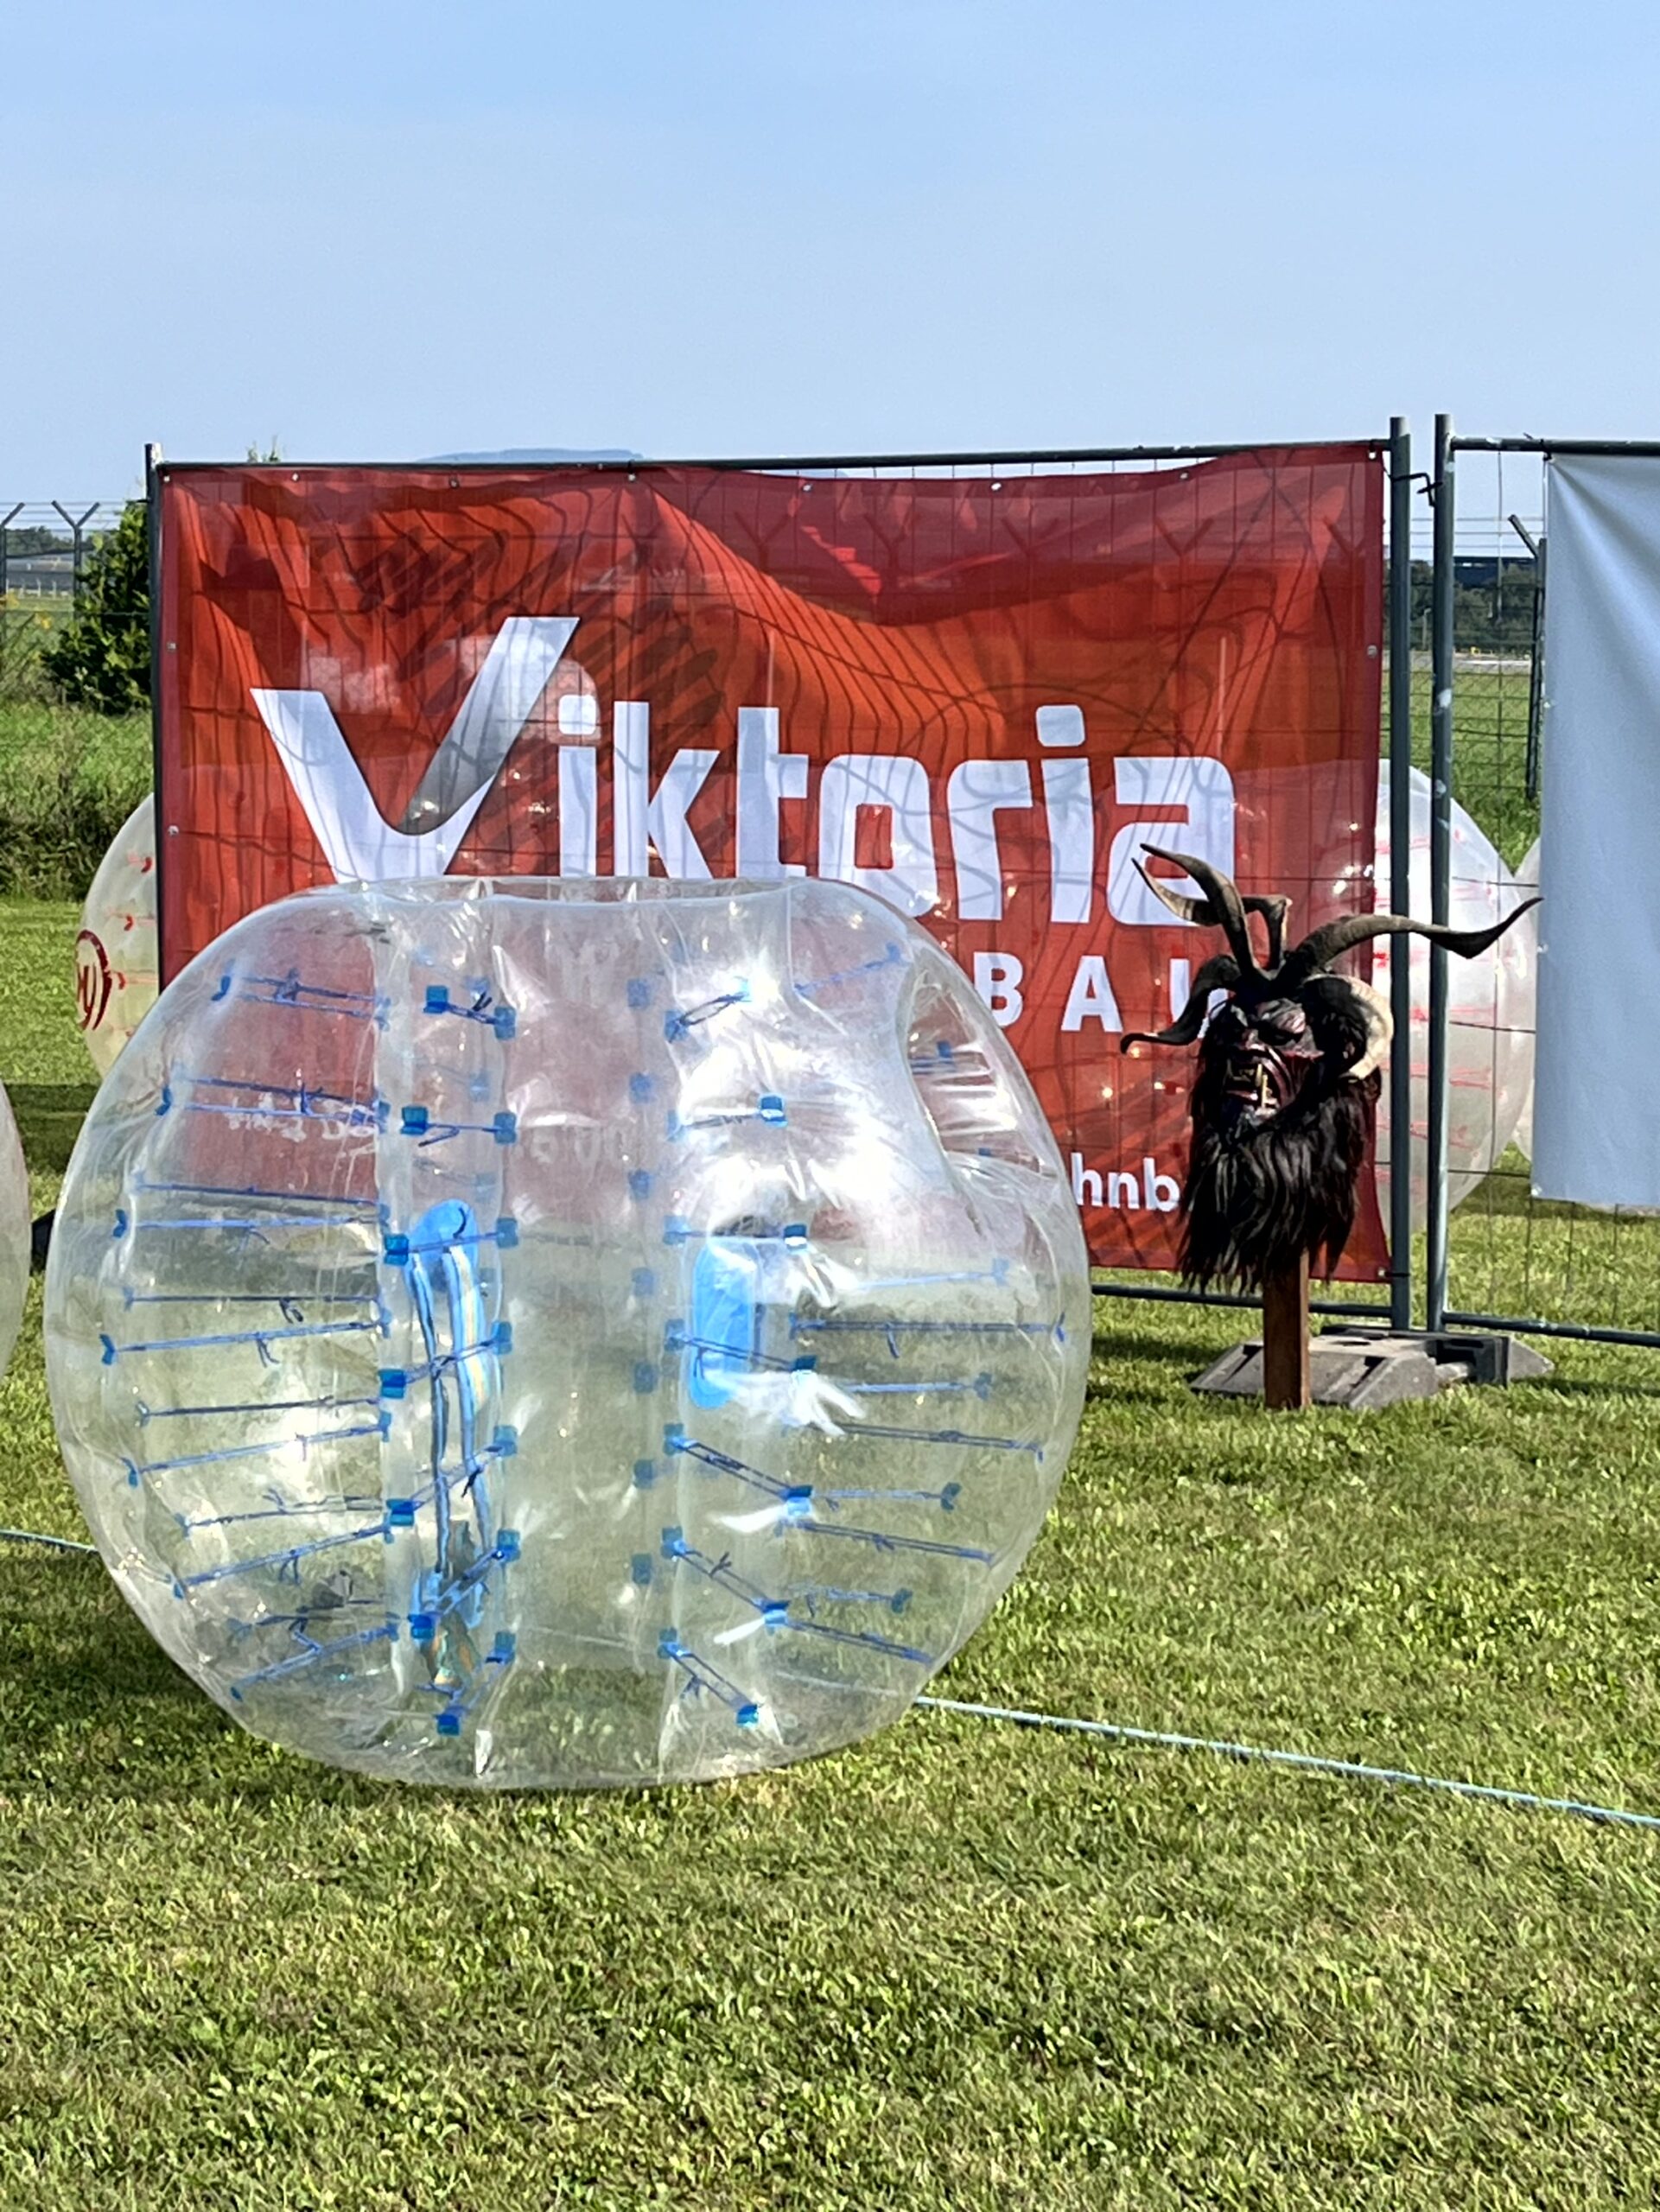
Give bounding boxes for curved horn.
[1250,893,1292,973]
[1134,862,1292,972]
[1282,898,1540,988]
[1137,846,1262,978]
[1132,861,1207,928]
[1119,956,1240,1051]
[1303,972,1394,1082]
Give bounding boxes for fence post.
[146,445,166,987]
[51,501,100,597]
[0,503,20,602]
[1388,419,1415,1331]
[1525,531,1546,804]
[1426,416,1456,1330]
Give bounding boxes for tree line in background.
[1411,558,1541,654]
[3,524,82,556]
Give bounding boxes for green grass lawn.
[3,899,1660,2209]
[1415,664,1540,869]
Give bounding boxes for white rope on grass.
[0,1526,96,1555]
[6,1529,1657,1832]
[914,1694,1660,1835]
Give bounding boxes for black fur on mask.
[1120,846,1537,1294]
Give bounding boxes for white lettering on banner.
[251,636,1239,956]
[558,747,598,877]
[736,706,808,879]
[612,701,648,875]
[1071,1154,1103,1205]
[1042,756,1095,924]
[612,702,720,879]
[1106,755,1236,925]
[1035,705,1086,748]
[1143,1157,1180,1211]
[1037,703,1094,924]
[974,953,1024,1027]
[945,759,1034,921]
[817,754,938,918]
[1069,1152,1181,1211]
[252,615,579,880]
[1060,956,1123,1033]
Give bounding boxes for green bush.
[40,502,149,714]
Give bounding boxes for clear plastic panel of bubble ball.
[0,1079,29,1380]
[1359,765,1535,1226]
[46,878,1091,1788]
[76,798,158,1077]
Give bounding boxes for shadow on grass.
[1517,1371,1660,1402]
[0,1549,201,1712]
[10,1082,94,1173]
[0,1551,323,1805]
[1091,1319,1233,1371]
[0,1551,511,1813]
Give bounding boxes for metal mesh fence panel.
[154,442,1387,1287]
[7,445,1414,1319]
[1441,443,1660,1344]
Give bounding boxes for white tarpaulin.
[1534,455,1660,1207]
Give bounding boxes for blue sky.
[7,0,1660,493]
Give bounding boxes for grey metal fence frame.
[1078,426,1409,1325]
[163,434,1401,1322]
[1430,427,1660,1351]
[139,434,1408,1324]
[1387,419,1415,1332]
[78,430,1660,1344]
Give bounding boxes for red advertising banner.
[156,449,1385,1275]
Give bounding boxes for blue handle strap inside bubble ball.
[683,1236,768,1411]
[391,1198,517,1724]
[402,1199,499,1541]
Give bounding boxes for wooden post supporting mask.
[1262,1253,1312,1410]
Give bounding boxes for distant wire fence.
[0,499,126,597]
[0,499,130,703]
[0,499,151,899]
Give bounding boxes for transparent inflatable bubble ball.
[0,1079,29,1380]
[1352,766,1536,1227]
[77,798,159,1077]
[46,877,1091,1788]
